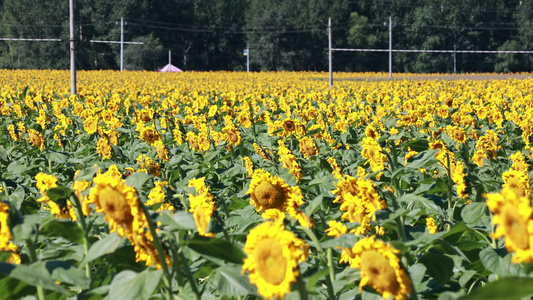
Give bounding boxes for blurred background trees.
[0,0,531,72]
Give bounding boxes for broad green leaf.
[9,186,25,210]
[125,172,152,190]
[460,277,533,300]
[108,269,162,300]
[0,262,69,294]
[80,232,124,266]
[303,195,323,216]
[210,266,256,296]
[479,247,501,274]
[306,268,330,290]
[41,219,84,244]
[49,151,68,164]
[405,149,439,169]
[460,202,486,225]
[187,235,245,264]
[46,186,72,204]
[158,210,196,231]
[321,234,359,249]
[45,260,90,289]
[419,253,454,285]
[74,167,101,181]
[408,263,427,286]
[403,138,429,152]
[0,276,36,299]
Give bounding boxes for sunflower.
[28,129,45,151]
[243,156,255,177]
[173,126,183,146]
[84,115,98,134]
[361,136,386,173]
[140,125,161,145]
[147,180,174,212]
[299,136,318,160]
[96,136,112,160]
[446,125,467,144]
[0,201,21,264]
[327,157,343,180]
[348,235,412,300]
[222,123,242,147]
[35,173,72,219]
[485,188,533,263]
[325,220,348,238]
[426,217,438,234]
[278,142,303,181]
[137,154,161,177]
[242,221,308,300]
[7,124,18,141]
[154,140,169,162]
[247,169,311,227]
[502,169,529,198]
[88,173,143,237]
[130,230,171,269]
[188,177,216,237]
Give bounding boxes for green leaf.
[460,277,533,300]
[405,149,439,169]
[45,260,90,289]
[479,247,501,274]
[303,195,323,216]
[74,167,101,181]
[41,219,84,244]
[187,236,246,264]
[321,234,359,249]
[0,276,36,299]
[0,262,69,294]
[9,186,25,210]
[419,253,454,285]
[49,151,68,164]
[46,186,72,205]
[306,268,330,290]
[108,269,162,300]
[125,172,152,190]
[210,266,256,296]
[408,263,427,286]
[158,210,196,231]
[403,138,429,152]
[80,232,124,266]
[460,202,486,225]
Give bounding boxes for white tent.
[159,50,182,72]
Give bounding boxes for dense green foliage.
[1,0,532,72]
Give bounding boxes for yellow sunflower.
[28,129,45,151]
[278,142,303,182]
[485,188,533,263]
[222,123,242,147]
[242,221,308,300]
[426,217,438,234]
[96,136,112,160]
[243,156,255,177]
[188,177,216,237]
[140,125,161,145]
[348,235,412,300]
[0,201,21,264]
[88,173,143,237]
[154,140,169,162]
[327,157,343,180]
[361,136,386,174]
[35,173,72,219]
[130,230,171,270]
[247,169,311,227]
[299,136,318,160]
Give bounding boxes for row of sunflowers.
[1,70,533,299]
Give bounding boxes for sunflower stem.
[138,202,173,300]
[69,194,92,284]
[27,237,47,300]
[296,268,308,300]
[296,226,336,299]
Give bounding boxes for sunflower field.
[1,70,533,300]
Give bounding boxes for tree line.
[1,0,532,73]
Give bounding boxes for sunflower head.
[242,221,308,300]
[247,169,290,211]
[349,235,412,300]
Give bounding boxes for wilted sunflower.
[486,188,533,263]
[247,169,311,227]
[348,235,412,300]
[88,173,143,238]
[242,221,308,300]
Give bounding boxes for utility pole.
[69,0,76,95]
[388,16,392,78]
[247,44,250,72]
[116,17,127,71]
[453,44,457,74]
[328,17,332,90]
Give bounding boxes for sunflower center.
[254,237,288,286]
[360,250,400,295]
[99,185,134,225]
[254,181,286,209]
[502,203,529,249]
